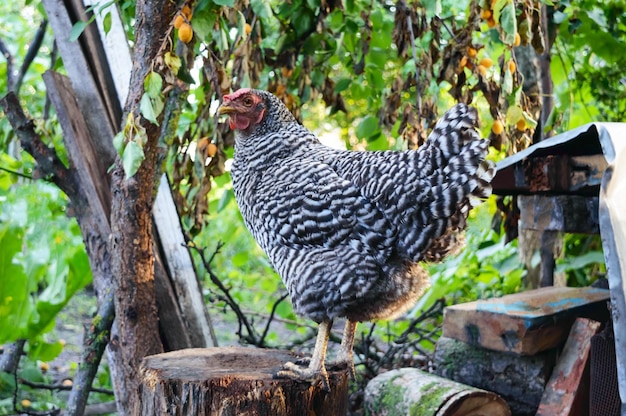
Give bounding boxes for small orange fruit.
[174,14,184,29]
[178,23,193,44]
[516,118,526,131]
[478,64,488,77]
[182,5,192,19]
[479,57,494,68]
[207,143,217,158]
[508,60,516,73]
[62,379,73,387]
[480,9,492,20]
[39,362,50,372]
[459,55,468,71]
[514,32,521,47]
[467,47,477,58]
[21,399,31,408]
[487,17,497,28]
[245,23,252,35]
[492,120,504,135]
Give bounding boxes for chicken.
[218,88,495,389]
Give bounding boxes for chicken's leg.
[277,319,332,390]
[329,319,357,378]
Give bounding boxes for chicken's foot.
[276,319,332,391]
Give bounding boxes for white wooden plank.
[154,175,216,347]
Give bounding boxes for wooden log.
[139,347,350,416]
[442,286,609,355]
[536,317,601,416]
[434,337,555,415]
[364,368,510,416]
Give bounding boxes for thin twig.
[188,243,260,345]
[19,379,114,396]
[0,165,33,180]
[258,293,288,347]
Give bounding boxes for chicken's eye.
[243,97,254,106]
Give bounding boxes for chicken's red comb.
[223,88,251,102]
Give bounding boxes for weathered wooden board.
[442,287,609,355]
[434,337,555,415]
[139,347,349,416]
[365,368,511,416]
[153,175,216,348]
[536,318,601,416]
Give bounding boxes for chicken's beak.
[217,104,236,115]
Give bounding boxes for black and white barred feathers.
[226,89,495,324]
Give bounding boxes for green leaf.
[356,115,379,140]
[334,78,351,93]
[499,1,517,45]
[140,93,158,125]
[113,131,125,155]
[122,140,145,178]
[68,21,88,42]
[28,340,64,362]
[217,188,234,212]
[103,11,112,34]
[502,67,513,95]
[505,104,523,125]
[250,0,272,20]
[144,71,163,99]
[236,10,247,39]
[212,0,235,6]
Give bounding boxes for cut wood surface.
[442,286,609,355]
[434,336,554,415]
[139,347,350,416]
[364,368,510,416]
[536,317,601,416]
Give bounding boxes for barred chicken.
[218,88,494,389]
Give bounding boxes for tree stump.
[364,368,510,416]
[138,347,350,416]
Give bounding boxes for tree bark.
[435,337,554,415]
[138,347,350,416]
[365,368,511,416]
[106,0,176,412]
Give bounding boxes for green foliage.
[551,0,626,125]
[0,181,91,358]
[414,198,524,315]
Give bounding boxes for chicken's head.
[218,88,266,132]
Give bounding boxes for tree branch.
[0,92,78,198]
[0,340,25,373]
[66,288,116,415]
[14,20,48,94]
[0,37,15,90]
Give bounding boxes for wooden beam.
[41,0,117,164]
[492,154,607,196]
[442,287,609,355]
[536,318,602,416]
[153,175,216,348]
[518,195,600,234]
